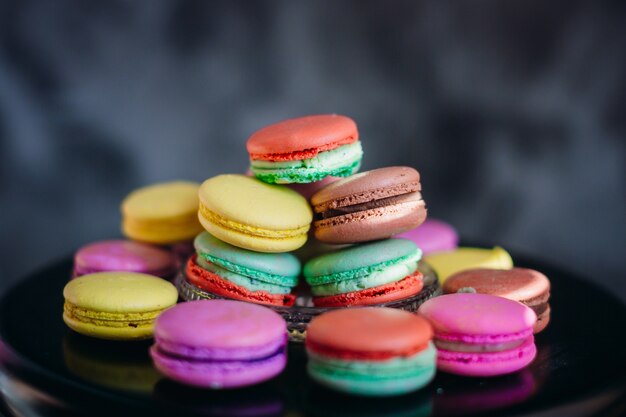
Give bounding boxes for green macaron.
[193,231,301,292]
[303,239,422,306]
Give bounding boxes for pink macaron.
[72,240,178,279]
[396,219,459,255]
[150,300,287,388]
[418,293,537,377]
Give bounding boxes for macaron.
[443,268,551,333]
[305,308,436,396]
[198,175,312,252]
[418,293,537,376]
[396,219,459,255]
[121,181,203,244]
[181,231,300,307]
[72,240,178,279]
[150,300,288,388]
[247,114,363,184]
[424,246,513,283]
[311,166,427,244]
[63,272,178,340]
[304,238,424,307]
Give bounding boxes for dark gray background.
[1,1,624,301]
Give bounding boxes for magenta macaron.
[396,219,459,255]
[150,300,288,388]
[72,240,178,279]
[418,293,537,377]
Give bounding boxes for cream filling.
[434,338,525,353]
[251,142,363,170]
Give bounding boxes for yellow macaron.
[121,181,204,244]
[424,246,513,283]
[63,272,178,340]
[198,174,313,252]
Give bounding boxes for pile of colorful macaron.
[62,114,552,396]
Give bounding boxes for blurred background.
[0,0,624,301]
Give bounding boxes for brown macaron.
[443,268,551,333]
[310,166,427,244]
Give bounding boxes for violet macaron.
[72,240,178,279]
[150,300,287,388]
[418,293,537,377]
[396,219,459,255]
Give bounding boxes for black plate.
[0,254,625,417]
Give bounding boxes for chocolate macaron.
[311,166,427,244]
[443,268,551,333]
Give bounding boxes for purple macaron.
[150,300,288,388]
[72,240,178,279]
[396,218,459,255]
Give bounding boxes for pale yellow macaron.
[424,246,513,283]
[198,174,313,252]
[121,181,204,244]
[63,272,178,340]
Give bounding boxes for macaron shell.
[251,156,361,185]
[198,216,308,253]
[418,293,536,337]
[198,175,311,252]
[311,166,421,209]
[154,300,287,350]
[246,114,358,159]
[424,247,513,283]
[312,272,424,308]
[63,272,178,314]
[73,240,177,278]
[150,345,286,389]
[313,199,427,244]
[121,181,200,220]
[122,217,203,245]
[396,219,459,255]
[304,238,420,278]
[443,268,550,303]
[63,314,156,341]
[534,306,551,333]
[306,307,433,357]
[437,336,537,377]
[308,345,437,396]
[194,231,300,278]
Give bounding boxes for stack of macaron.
[180,114,432,314]
[60,113,554,394]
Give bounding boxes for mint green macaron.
[193,231,301,294]
[303,238,422,297]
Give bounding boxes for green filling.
[198,253,298,287]
[250,142,363,184]
[305,251,422,286]
[311,257,418,296]
[196,257,293,294]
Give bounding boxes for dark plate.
[0,254,625,417]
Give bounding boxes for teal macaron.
[303,238,423,307]
[191,231,301,296]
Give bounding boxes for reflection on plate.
[63,332,160,393]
